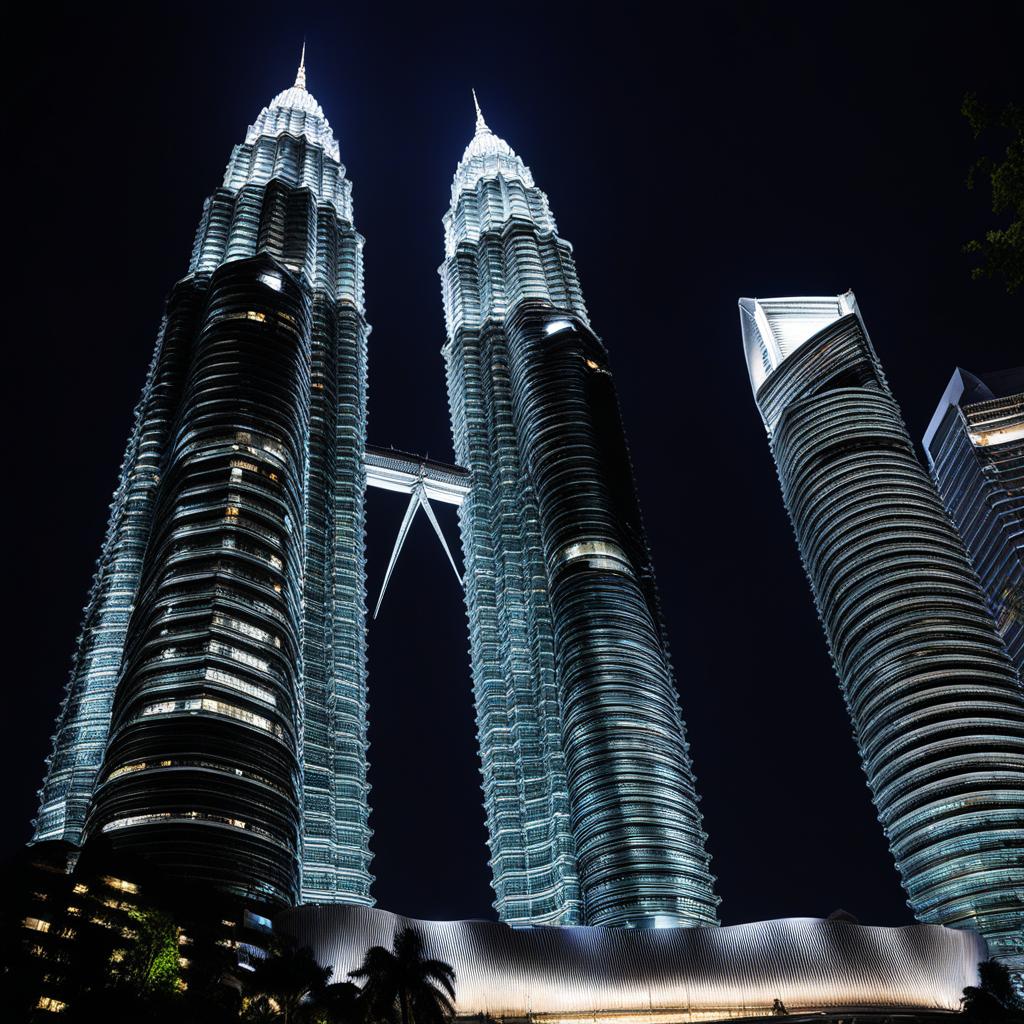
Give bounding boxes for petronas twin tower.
[33,53,1022,967]
[33,54,715,927]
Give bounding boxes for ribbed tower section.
[36,56,375,907]
[740,294,1024,972]
[441,101,718,927]
[924,369,1024,677]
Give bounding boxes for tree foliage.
[243,944,331,1024]
[349,927,456,1024]
[963,93,1024,293]
[962,960,1024,1023]
[119,906,181,995]
[242,943,369,1024]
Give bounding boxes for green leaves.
[963,93,1024,293]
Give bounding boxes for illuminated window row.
[136,696,283,736]
[105,757,290,795]
[212,612,281,647]
[204,666,277,706]
[100,809,276,841]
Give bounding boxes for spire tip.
[472,88,487,132]
[295,40,307,90]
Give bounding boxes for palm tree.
[244,944,332,1024]
[319,979,369,1024]
[349,927,456,1024]
[962,960,1024,1023]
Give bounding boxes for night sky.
[6,3,1022,926]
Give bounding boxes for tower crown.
[451,92,532,203]
[267,43,327,120]
[245,46,340,162]
[739,292,858,394]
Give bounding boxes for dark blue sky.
[6,2,1022,925]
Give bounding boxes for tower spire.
[472,88,488,133]
[295,41,307,90]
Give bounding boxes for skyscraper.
[441,98,719,928]
[739,293,1024,971]
[34,53,374,908]
[924,368,1024,676]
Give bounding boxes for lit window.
[36,997,67,1013]
[140,700,178,717]
[204,666,276,706]
[212,613,279,647]
[103,876,139,895]
[544,319,573,336]
[225,506,240,517]
[259,272,283,291]
[969,423,1024,447]
[23,917,50,932]
[72,883,88,895]
[134,698,282,736]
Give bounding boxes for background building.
[33,55,374,908]
[924,368,1024,676]
[440,100,718,928]
[739,294,1024,972]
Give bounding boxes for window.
[23,917,50,932]
[103,876,139,895]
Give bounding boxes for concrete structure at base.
[277,905,983,1022]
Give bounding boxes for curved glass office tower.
[740,293,1024,972]
[36,55,374,907]
[442,99,719,928]
[924,368,1024,676]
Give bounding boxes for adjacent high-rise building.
[739,293,1024,971]
[924,368,1024,676]
[34,53,374,908]
[441,98,719,928]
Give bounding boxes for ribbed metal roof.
[276,905,984,1020]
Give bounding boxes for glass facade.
[740,294,1024,973]
[442,101,718,927]
[924,368,1024,676]
[34,57,374,907]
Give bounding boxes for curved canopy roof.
[278,904,983,1021]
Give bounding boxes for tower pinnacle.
[472,88,487,133]
[295,41,307,90]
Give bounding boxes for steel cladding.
[441,104,717,926]
[36,56,374,907]
[278,904,984,1020]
